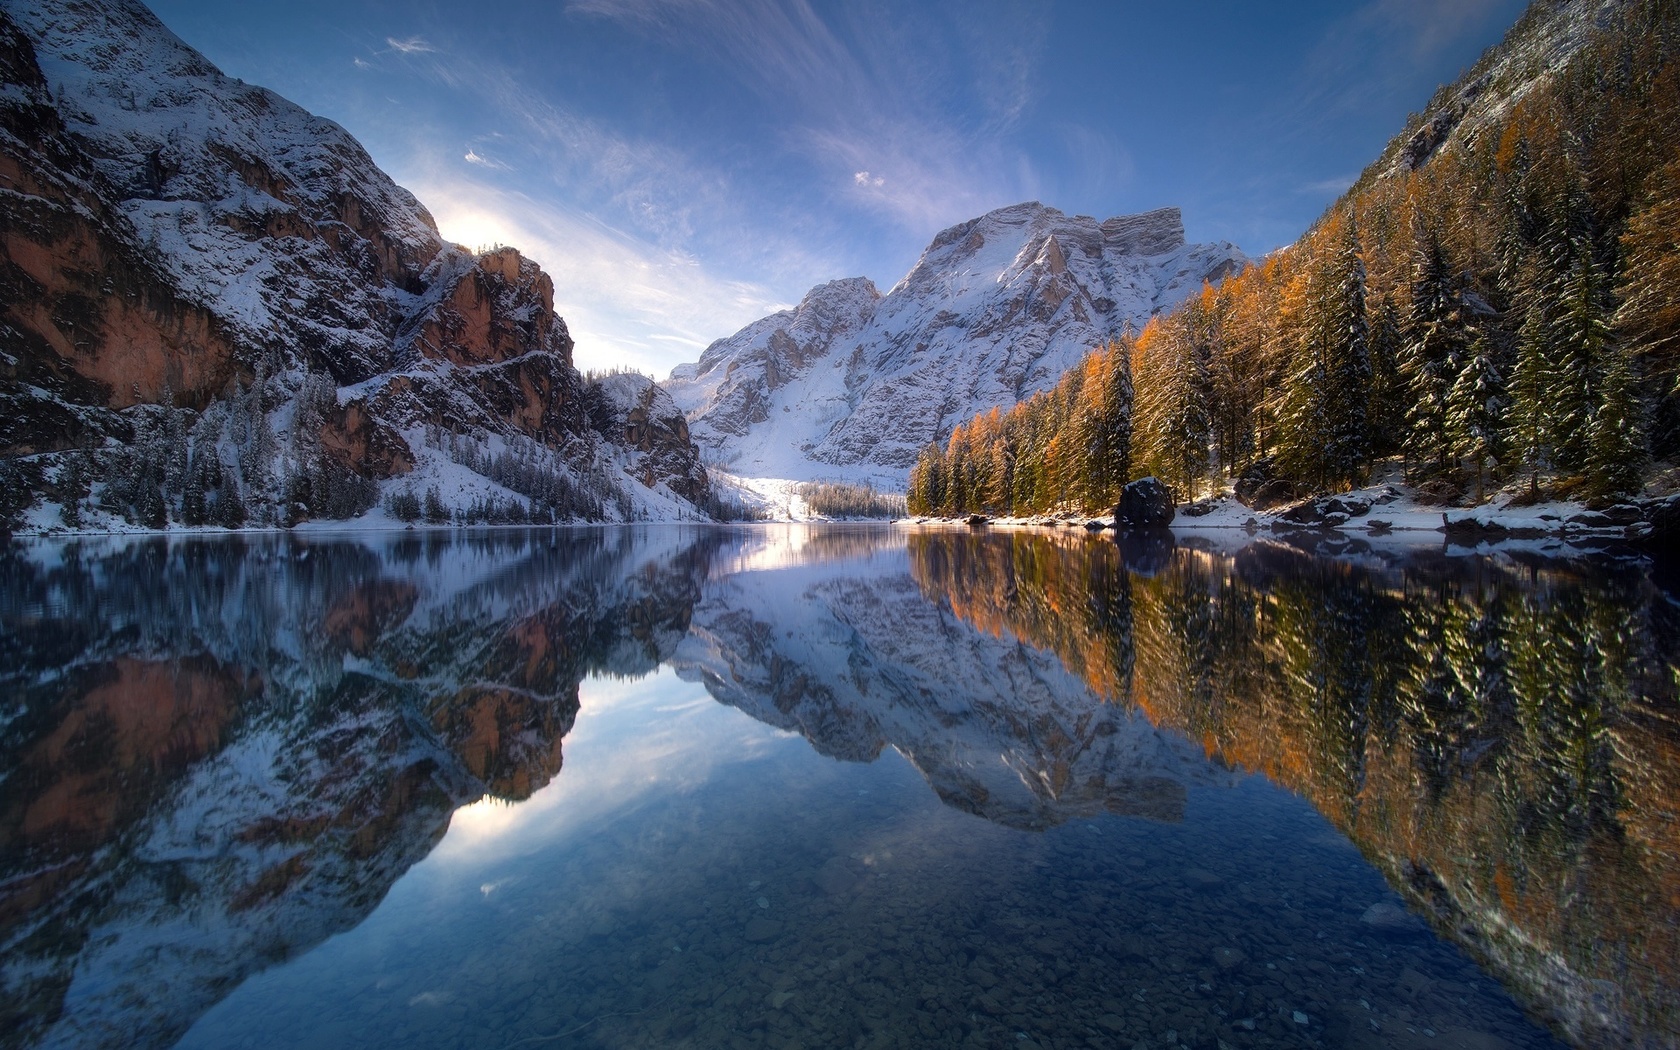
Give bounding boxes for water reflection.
[0,526,1671,1049]
[910,528,1680,1049]
[0,528,714,1050]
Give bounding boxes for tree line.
[911,0,1680,516]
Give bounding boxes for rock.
[1084,518,1109,531]
[744,917,783,943]
[1115,477,1175,527]
[1566,511,1615,528]
[1183,868,1223,889]
[1599,504,1645,525]
[1323,497,1370,517]
[814,859,856,896]
[966,513,990,526]
[1235,461,1297,510]
[1293,1011,1310,1025]
[1181,497,1221,517]
[1369,485,1403,506]
[1359,900,1427,938]
[1211,947,1245,972]
[1276,499,1326,526]
[1644,494,1680,543]
[1097,1014,1127,1033]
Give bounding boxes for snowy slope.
[666,203,1245,483]
[0,0,712,529]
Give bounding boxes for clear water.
[1,526,1674,1050]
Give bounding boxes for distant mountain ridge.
[666,202,1245,481]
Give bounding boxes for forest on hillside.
[909,0,1680,517]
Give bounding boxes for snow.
[666,203,1246,485]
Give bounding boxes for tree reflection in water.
[910,528,1680,1048]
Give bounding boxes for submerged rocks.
[1360,900,1429,938]
[1115,477,1175,528]
[743,917,783,943]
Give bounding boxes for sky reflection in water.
[2,525,1673,1050]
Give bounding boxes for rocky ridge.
[666,202,1245,480]
[0,0,709,531]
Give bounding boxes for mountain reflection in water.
[0,526,1672,1050]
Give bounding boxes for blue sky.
[147,0,1526,376]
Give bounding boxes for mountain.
[0,0,711,533]
[665,202,1245,481]
[912,0,1680,519]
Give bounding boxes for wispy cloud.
[463,148,511,171]
[384,35,437,55]
[414,175,794,376]
[568,0,1052,238]
[1300,174,1357,195]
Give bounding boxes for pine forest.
[909,0,1680,518]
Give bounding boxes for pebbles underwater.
[178,678,1563,1050]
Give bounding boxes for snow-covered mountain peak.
[668,202,1245,481]
[0,0,715,529]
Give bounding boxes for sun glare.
[433,204,520,254]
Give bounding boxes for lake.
[1,525,1675,1050]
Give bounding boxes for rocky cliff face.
[0,0,709,531]
[666,203,1245,480]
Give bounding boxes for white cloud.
[463,148,511,171]
[416,176,793,377]
[569,0,1051,240]
[1300,174,1358,195]
[352,56,372,70]
[384,35,437,54]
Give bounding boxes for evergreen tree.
[1367,294,1406,456]
[1277,216,1370,490]
[1586,345,1646,500]
[1447,333,1508,499]
[1400,228,1465,477]
[216,465,247,528]
[1508,262,1558,497]
[1324,222,1372,486]
[1615,156,1680,455]
[1550,235,1613,472]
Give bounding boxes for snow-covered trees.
[1276,213,1372,490]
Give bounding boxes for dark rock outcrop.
[1115,476,1174,528]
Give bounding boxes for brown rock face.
[0,19,237,445]
[410,248,567,368]
[0,5,712,526]
[318,400,415,480]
